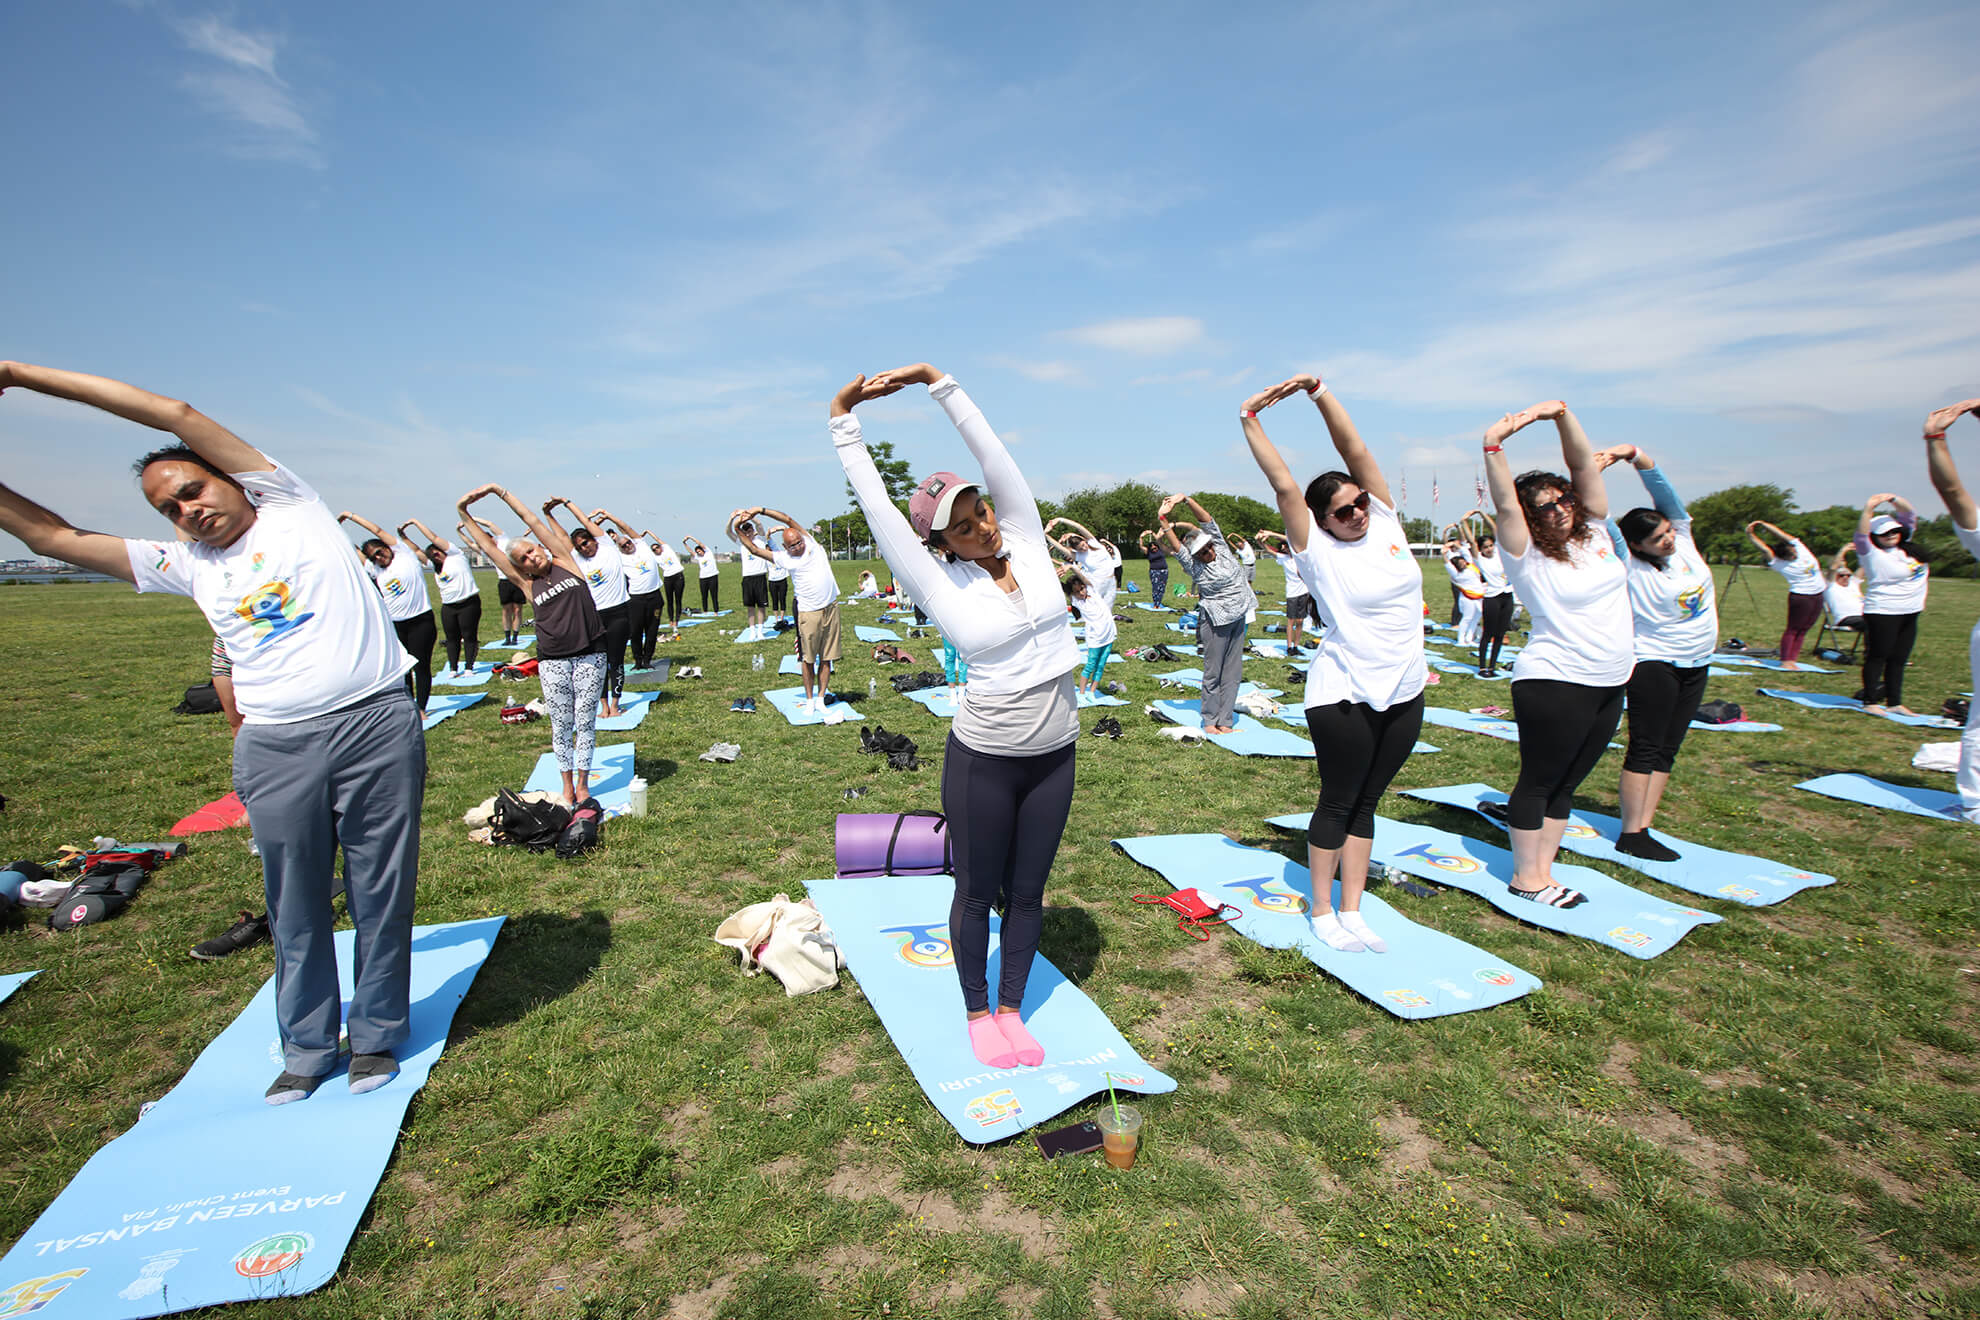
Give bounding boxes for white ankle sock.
[1339,910,1387,953]
[1309,911,1366,952]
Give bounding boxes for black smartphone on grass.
[1033,1120,1103,1160]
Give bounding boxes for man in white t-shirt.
[731,511,772,635]
[0,360,423,1106]
[738,506,841,712]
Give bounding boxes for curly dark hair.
[1515,470,1592,562]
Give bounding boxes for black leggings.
[699,576,719,612]
[1860,612,1920,706]
[663,572,686,624]
[395,612,437,712]
[1510,679,1625,830]
[770,578,789,615]
[1304,695,1426,849]
[629,589,663,667]
[942,733,1077,1014]
[440,596,482,670]
[597,602,630,701]
[1478,594,1515,668]
[1623,660,1708,775]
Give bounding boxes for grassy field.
[0,561,1975,1320]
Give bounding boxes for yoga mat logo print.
[964,1090,1022,1129]
[1222,876,1309,915]
[234,1231,313,1279]
[1474,968,1517,987]
[1391,842,1483,875]
[0,1268,88,1317]
[880,923,954,968]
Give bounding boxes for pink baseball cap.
[909,472,979,540]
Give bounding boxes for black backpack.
[555,798,604,859]
[47,860,148,930]
[1695,700,1745,725]
[174,682,223,715]
[490,789,572,852]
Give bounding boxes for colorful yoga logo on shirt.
[1676,584,1709,619]
[232,580,316,646]
[880,922,954,968]
[233,1231,313,1278]
[1222,875,1310,915]
[1390,841,1483,875]
[381,576,409,599]
[586,567,608,588]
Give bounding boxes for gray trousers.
[1197,616,1248,728]
[234,685,425,1075]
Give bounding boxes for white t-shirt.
[1075,547,1116,604]
[434,548,478,605]
[741,547,769,578]
[1235,542,1256,567]
[1622,521,1718,667]
[1824,577,1863,621]
[625,543,663,595]
[1765,540,1824,596]
[1106,543,1123,573]
[655,544,684,576]
[126,463,412,724]
[773,535,838,612]
[369,547,433,622]
[1475,549,1511,597]
[576,540,630,610]
[1072,594,1117,648]
[1504,521,1634,686]
[1275,551,1310,598]
[692,549,718,578]
[1444,553,1484,600]
[1862,539,1929,615]
[1289,497,1427,711]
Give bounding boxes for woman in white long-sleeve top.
[831,362,1082,1072]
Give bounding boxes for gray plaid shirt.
[1181,520,1257,626]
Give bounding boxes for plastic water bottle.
[628,777,649,817]
[752,652,763,672]
[868,678,877,696]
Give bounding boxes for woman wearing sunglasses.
[1481,401,1633,908]
[1240,372,1425,953]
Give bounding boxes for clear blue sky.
[5,0,1979,559]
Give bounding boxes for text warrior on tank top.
[531,565,606,659]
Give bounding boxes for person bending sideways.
[0,360,422,1105]
[1457,512,1516,677]
[539,499,629,720]
[735,515,773,631]
[1482,400,1636,908]
[1854,492,1930,715]
[1599,445,1718,861]
[1059,557,1118,698]
[1140,530,1172,603]
[339,511,438,713]
[457,486,605,805]
[685,536,720,612]
[464,513,528,645]
[401,517,482,675]
[1745,520,1825,670]
[1158,495,1258,735]
[832,363,1082,1070]
[737,509,842,713]
[1241,372,1426,953]
[596,509,665,669]
[1923,398,1980,822]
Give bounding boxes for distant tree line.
[811,462,1975,578]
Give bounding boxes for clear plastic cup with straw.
[1096,1072,1142,1169]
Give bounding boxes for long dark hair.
[1515,470,1592,562]
[1617,506,1670,569]
[1304,470,1355,540]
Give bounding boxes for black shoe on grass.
[192,910,270,960]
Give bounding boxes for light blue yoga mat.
[1400,782,1835,907]
[1711,653,1837,673]
[1428,657,1510,682]
[1795,773,1968,822]
[1164,622,1197,635]
[419,692,484,730]
[1687,719,1783,732]
[508,633,536,651]
[0,970,37,1007]
[1268,813,1720,958]
[902,687,1126,719]
[1130,602,1173,613]
[690,610,733,618]
[1422,706,1619,750]
[431,662,497,688]
[524,741,638,812]
[1154,669,1282,699]
[1247,641,1317,660]
[1150,698,1313,758]
[779,654,804,675]
[1757,689,1961,729]
[1113,834,1539,1019]
[594,690,659,731]
[805,874,1174,1144]
[674,618,706,628]
[855,626,901,643]
[763,686,857,726]
[732,623,778,644]
[0,917,503,1318]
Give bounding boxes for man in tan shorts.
[736,507,841,713]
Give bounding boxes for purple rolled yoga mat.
[835,811,953,877]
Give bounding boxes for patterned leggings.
[539,652,607,775]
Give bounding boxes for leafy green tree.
[845,440,916,505]
[1685,483,1797,563]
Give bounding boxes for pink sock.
[995,1011,1045,1066]
[968,1015,1018,1068]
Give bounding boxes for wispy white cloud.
[993,357,1086,385]
[1058,316,1206,355]
[173,15,321,168]
[1127,366,1256,390]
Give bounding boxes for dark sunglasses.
[1328,491,1372,522]
[1529,490,1577,515]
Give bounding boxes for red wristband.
[1926,432,1947,440]
[1483,444,1504,454]
[1239,410,1256,419]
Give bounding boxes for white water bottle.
[868,678,876,696]
[752,652,763,671]
[628,777,649,817]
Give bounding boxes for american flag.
[1475,467,1486,506]
[1399,471,1407,508]
[1432,473,1440,509]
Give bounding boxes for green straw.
[1103,1071,1122,1127]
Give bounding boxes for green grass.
[1,562,1976,1319]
